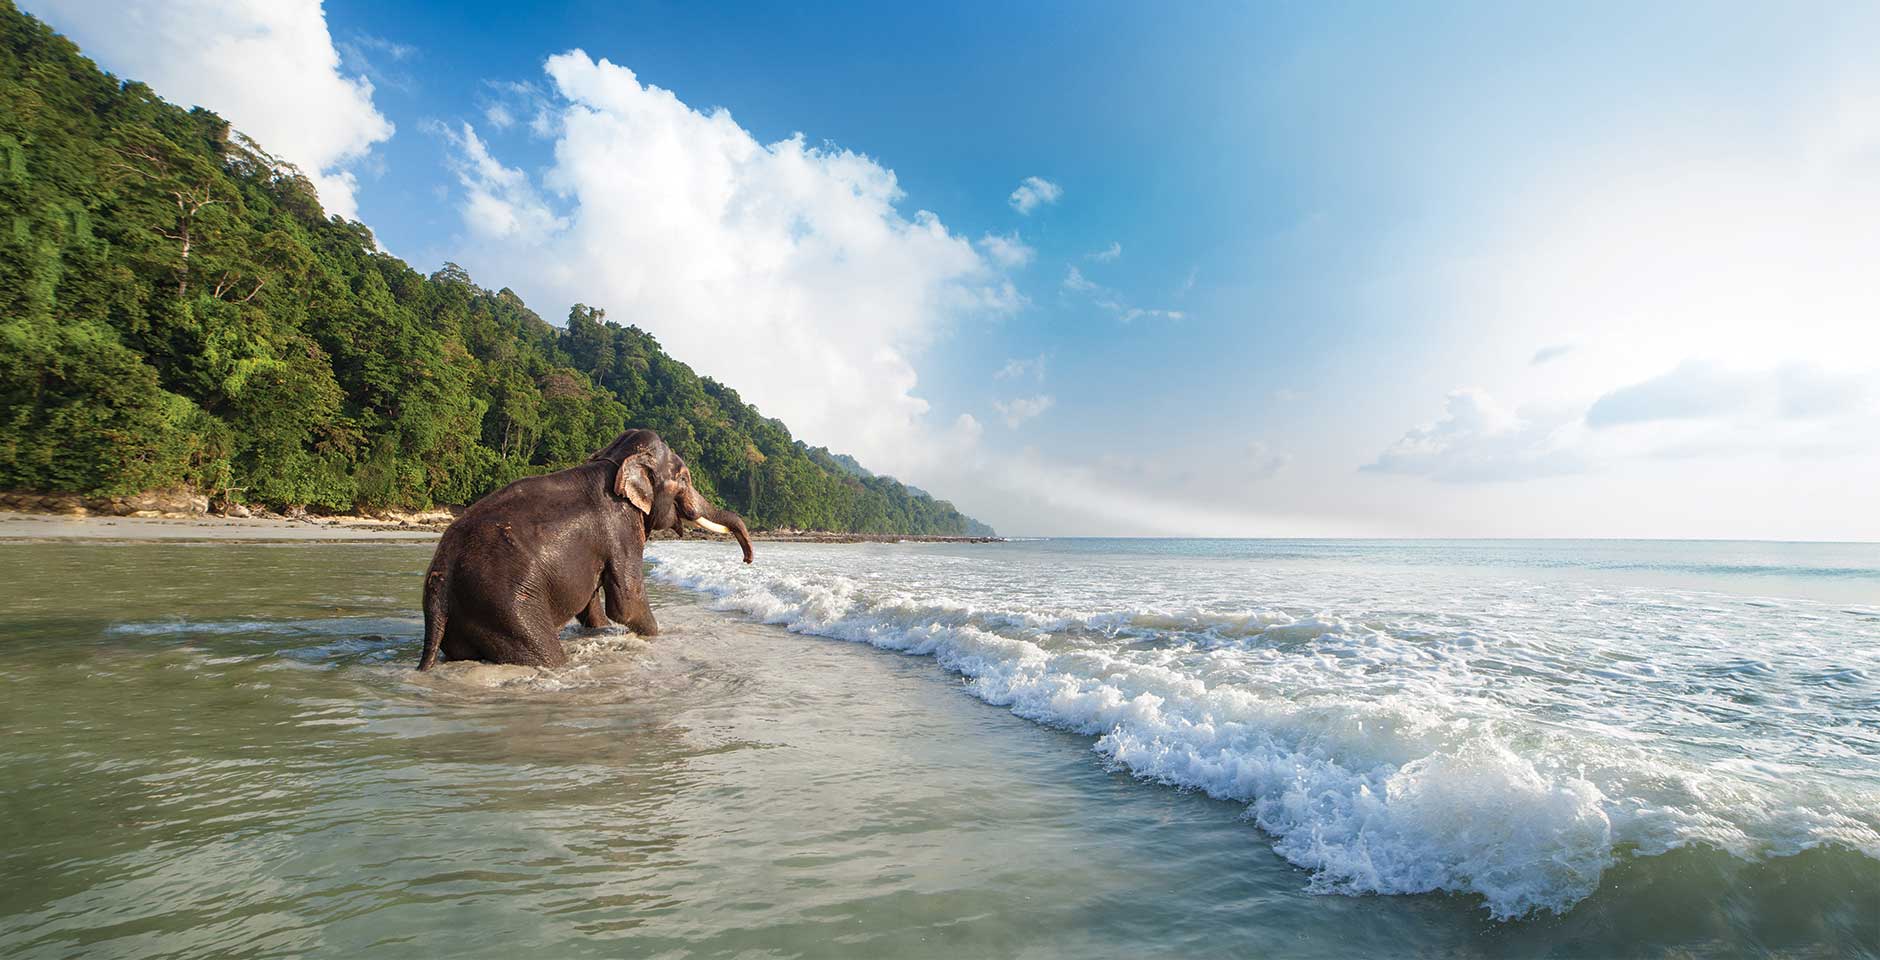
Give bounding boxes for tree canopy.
[0,2,992,536]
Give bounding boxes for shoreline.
[0,510,1003,544]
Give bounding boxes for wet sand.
[0,510,1002,544]
[0,510,444,541]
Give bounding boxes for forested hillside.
[0,3,991,535]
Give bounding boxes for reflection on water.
[0,542,1873,958]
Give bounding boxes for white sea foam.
[647,539,1880,920]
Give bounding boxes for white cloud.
[1119,307,1184,324]
[1371,363,1878,488]
[1588,361,1876,430]
[1008,176,1062,214]
[345,34,414,62]
[436,123,564,240]
[1088,241,1122,262]
[978,232,1035,268]
[1585,362,1750,428]
[33,0,395,221]
[1062,265,1183,323]
[1331,35,1880,536]
[1775,365,1875,420]
[1422,76,1880,408]
[481,80,560,140]
[1530,343,1574,365]
[994,355,1046,382]
[1247,441,1292,479]
[445,50,1017,482]
[950,413,984,446]
[926,445,1340,537]
[336,33,417,95]
[992,395,1055,428]
[1364,388,1584,482]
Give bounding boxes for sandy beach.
[0,510,446,542]
[0,510,1003,545]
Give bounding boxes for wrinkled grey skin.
[418,429,753,669]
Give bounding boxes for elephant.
[417,428,753,669]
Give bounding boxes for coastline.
[3,531,1872,954]
[0,510,444,541]
[0,510,1003,544]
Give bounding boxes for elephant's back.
[437,510,537,567]
[437,507,603,605]
[436,471,583,551]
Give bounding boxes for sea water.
[648,539,1880,935]
[0,538,1874,957]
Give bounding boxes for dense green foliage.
[0,4,992,535]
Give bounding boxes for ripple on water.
[2,538,1877,958]
[646,539,1880,922]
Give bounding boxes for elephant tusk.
[691,516,731,535]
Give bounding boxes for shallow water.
[0,539,1875,958]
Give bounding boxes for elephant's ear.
[613,455,658,514]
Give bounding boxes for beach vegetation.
[0,3,991,535]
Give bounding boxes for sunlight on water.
[1,539,1875,958]
[647,539,1880,923]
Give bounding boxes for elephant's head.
[591,429,754,563]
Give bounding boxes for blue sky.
[30,1,1880,538]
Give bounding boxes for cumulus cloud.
[949,413,984,446]
[33,0,395,221]
[444,50,1019,481]
[1008,176,1062,214]
[978,232,1035,268]
[435,122,564,240]
[1364,389,1584,482]
[1088,241,1122,262]
[994,356,1046,382]
[992,395,1055,428]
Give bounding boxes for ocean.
[1,537,1874,957]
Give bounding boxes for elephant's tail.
[418,568,448,671]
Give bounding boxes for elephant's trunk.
[692,507,753,564]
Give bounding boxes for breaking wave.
[647,542,1880,920]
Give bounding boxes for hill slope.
[0,3,992,536]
